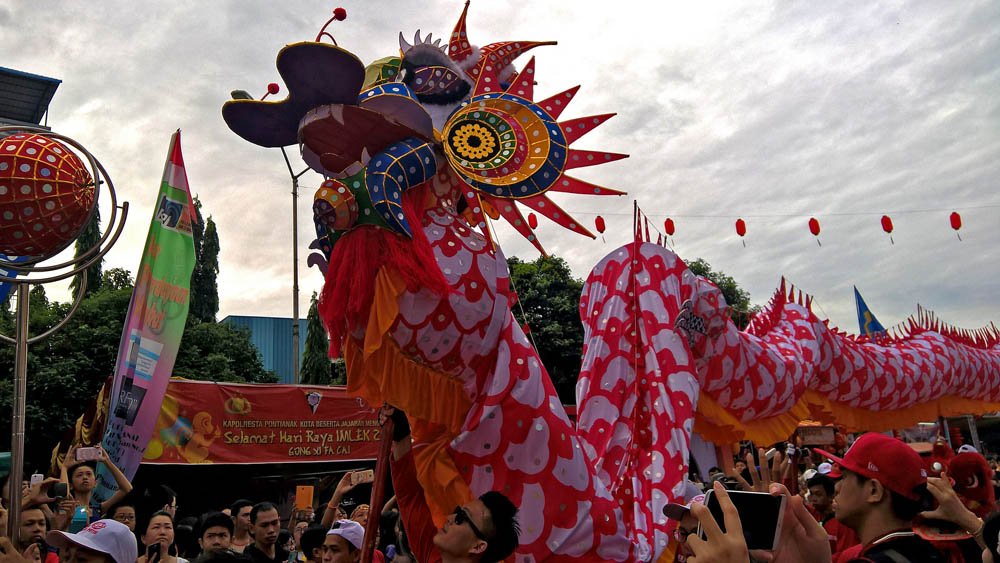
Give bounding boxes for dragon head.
[222,3,627,265]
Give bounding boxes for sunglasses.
[453,506,488,541]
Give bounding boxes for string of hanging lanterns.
[585,209,971,246]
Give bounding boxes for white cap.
[328,520,365,549]
[817,462,833,474]
[957,444,978,454]
[47,519,137,563]
[803,469,818,481]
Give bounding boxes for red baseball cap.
[814,433,928,501]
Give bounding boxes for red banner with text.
[141,379,380,464]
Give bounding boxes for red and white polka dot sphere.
[0,133,95,257]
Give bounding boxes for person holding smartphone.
[59,444,133,526]
[815,433,946,563]
[320,473,369,530]
[138,510,188,563]
[663,492,707,562]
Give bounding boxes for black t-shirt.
[243,544,289,563]
[850,533,946,563]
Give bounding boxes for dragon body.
[222,5,1000,561]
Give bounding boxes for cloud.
[4,0,998,336]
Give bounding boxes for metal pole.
[292,175,300,384]
[8,283,30,539]
[360,417,395,563]
[967,414,982,452]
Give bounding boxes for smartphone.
[146,542,162,563]
[75,447,101,461]
[30,473,44,487]
[697,489,787,551]
[51,482,68,499]
[352,469,375,486]
[765,448,777,461]
[295,486,314,511]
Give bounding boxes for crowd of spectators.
[0,406,520,563]
[9,415,1000,563]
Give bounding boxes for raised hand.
[687,481,751,563]
[750,483,832,563]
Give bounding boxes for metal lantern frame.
[0,126,129,538]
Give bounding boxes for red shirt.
[390,449,443,563]
[824,516,861,561]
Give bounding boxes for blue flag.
[0,255,28,303]
[854,286,886,337]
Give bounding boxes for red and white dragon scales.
[223,4,1000,561]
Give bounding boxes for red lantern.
[735,218,746,247]
[881,215,894,245]
[950,211,962,241]
[664,218,675,236]
[528,212,538,229]
[808,217,821,246]
[595,215,606,233]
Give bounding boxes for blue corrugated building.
[221,316,308,384]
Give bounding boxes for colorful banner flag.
[854,286,886,337]
[141,379,380,465]
[97,131,196,501]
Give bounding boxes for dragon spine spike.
[448,0,473,63]
[505,57,536,99]
[536,85,581,119]
[461,188,490,230]
[518,194,596,238]
[559,113,617,145]
[481,194,547,256]
[425,32,434,44]
[399,31,413,52]
[564,149,629,171]
[472,40,557,82]
[471,58,501,96]
[547,174,626,196]
[414,30,423,45]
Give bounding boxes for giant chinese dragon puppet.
[223,5,1000,561]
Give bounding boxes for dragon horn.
[448,0,474,63]
[399,31,413,52]
[466,40,556,82]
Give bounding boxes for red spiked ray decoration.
[441,20,628,256]
[808,217,821,246]
[881,215,894,245]
[950,211,962,241]
[735,218,747,247]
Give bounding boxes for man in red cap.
[816,433,945,563]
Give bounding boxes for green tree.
[173,322,275,383]
[687,258,760,329]
[189,198,220,323]
[101,268,134,291]
[69,207,102,297]
[0,280,133,472]
[0,269,274,471]
[507,256,584,405]
[300,292,332,385]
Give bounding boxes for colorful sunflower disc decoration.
[442,93,567,199]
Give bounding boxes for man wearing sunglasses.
[383,407,520,563]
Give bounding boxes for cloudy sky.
[4,0,998,335]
